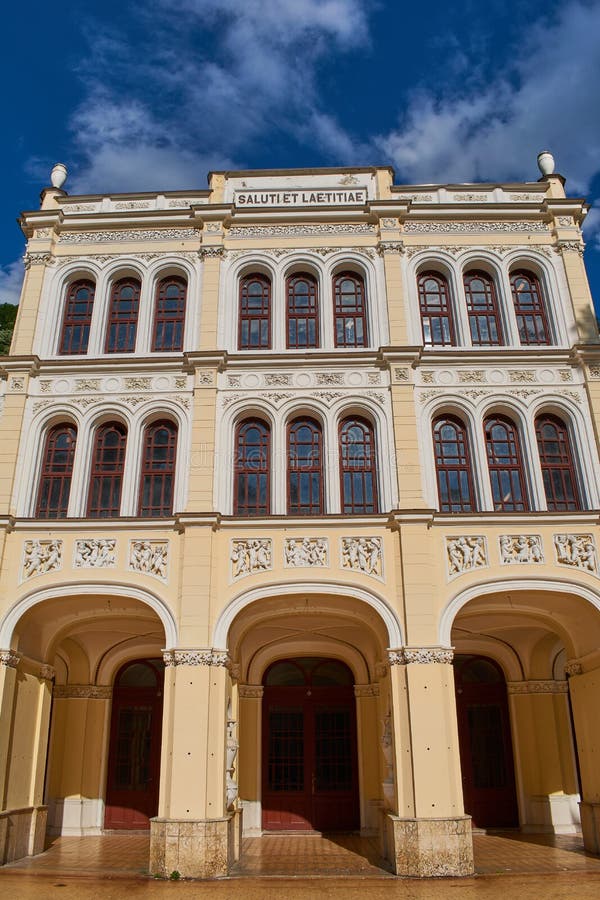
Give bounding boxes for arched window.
[433,416,475,513]
[288,417,323,515]
[35,424,77,518]
[287,273,319,349]
[484,416,528,511]
[152,276,186,351]
[510,270,550,345]
[339,417,378,514]
[234,418,270,515]
[59,279,95,354]
[333,272,367,348]
[138,421,178,517]
[464,271,503,346]
[239,274,271,349]
[87,422,127,517]
[535,414,580,511]
[105,278,140,353]
[418,272,455,346]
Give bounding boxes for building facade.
[1,160,600,877]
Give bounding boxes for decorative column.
[151,649,232,878]
[382,647,473,877]
[237,685,263,835]
[507,679,579,833]
[566,658,600,852]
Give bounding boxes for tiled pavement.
[3,830,600,879]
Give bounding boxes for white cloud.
[0,259,24,306]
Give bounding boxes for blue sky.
[2,0,600,312]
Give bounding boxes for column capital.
[238,684,264,699]
[163,648,231,668]
[0,649,21,669]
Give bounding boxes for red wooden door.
[454,655,519,828]
[262,658,359,832]
[104,659,164,830]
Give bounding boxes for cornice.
[215,513,389,529]
[10,517,178,532]
[183,351,228,373]
[0,356,41,378]
[33,356,186,377]
[431,511,600,528]
[411,348,576,367]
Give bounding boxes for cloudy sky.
[2,0,600,310]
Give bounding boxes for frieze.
[64,203,98,212]
[40,381,52,393]
[556,216,574,227]
[559,370,574,382]
[388,647,454,665]
[458,370,486,383]
[174,377,188,389]
[500,535,543,565]
[264,391,291,404]
[365,390,386,405]
[32,400,53,414]
[129,540,169,580]
[381,217,399,228]
[284,538,328,567]
[394,368,410,382]
[509,193,542,202]
[587,366,600,379]
[565,660,583,676]
[341,537,383,578]
[447,536,487,577]
[421,371,435,384]
[238,685,264,699]
[507,680,568,695]
[59,228,198,244]
[74,539,117,568]
[367,372,382,385]
[508,388,542,400]
[403,221,548,234]
[464,389,492,400]
[354,684,380,697]
[197,371,214,385]
[231,539,272,578]
[557,240,585,255]
[124,377,152,390]
[227,375,242,387]
[554,534,597,573]
[377,241,405,255]
[163,649,230,667]
[316,372,345,385]
[222,393,242,408]
[311,391,343,404]
[33,228,52,239]
[509,370,536,383]
[72,396,102,409]
[75,379,101,392]
[199,246,226,259]
[22,539,62,580]
[264,373,292,386]
[23,252,53,268]
[53,684,113,699]
[396,194,434,202]
[228,224,376,238]
[0,649,21,669]
[453,193,489,202]
[114,201,152,210]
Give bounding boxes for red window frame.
[433,416,475,513]
[152,276,186,351]
[105,278,141,353]
[333,272,368,348]
[234,418,271,515]
[535,414,581,511]
[418,272,456,346]
[138,421,178,517]
[339,417,378,514]
[510,270,551,346]
[239,274,271,350]
[87,422,127,517]
[35,423,77,518]
[484,416,528,511]
[287,273,319,349]
[59,279,95,355]
[464,271,503,346]
[287,417,323,515]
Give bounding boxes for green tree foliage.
[0,303,18,355]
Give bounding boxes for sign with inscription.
[234,188,367,208]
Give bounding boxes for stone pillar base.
[0,805,47,865]
[150,816,230,878]
[580,801,600,855]
[382,813,474,877]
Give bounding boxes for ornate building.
[1,156,600,877]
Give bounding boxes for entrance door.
[104,658,164,829]
[454,655,519,828]
[262,658,359,832]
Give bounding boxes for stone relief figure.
[554,534,597,572]
[284,538,328,567]
[129,540,169,579]
[23,539,63,579]
[499,534,543,565]
[231,539,272,578]
[341,537,382,577]
[75,538,117,568]
[446,536,487,576]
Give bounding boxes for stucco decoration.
[404,221,547,234]
[316,372,344,385]
[53,685,112,699]
[40,665,55,681]
[509,370,536,383]
[238,685,264,699]
[59,228,198,243]
[499,535,544,565]
[0,649,21,668]
[377,241,405,255]
[507,680,568,694]
[554,534,597,573]
[264,373,291,386]
[129,540,169,580]
[388,648,454,665]
[284,538,328,567]
[565,660,583,676]
[341,537,382,577]
[446,536,487,577]
[458,370,486,383]
[228,224,375,238]
[22,540,63,580]
[74,539,117,568]
[354,684,379,697]
[163,649,230,667]
[75,379,101,392]
[231,539,272,579]
[23,252,53,268]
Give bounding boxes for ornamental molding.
[558,389,583,405]
[231,539,272,579]
[8,377,25,392]
[40,665,55,680]
[74,539,117,569]
[114,200,152,210]
[75,379,101,392]
[509,193,542,202]
[458,370,486,384]
[587,366,600,379]
[199,246,226,259]
[394,367,410,382]
[341,536,383,578]
[565,660,583,676]
[56,251,198,266]
[559,369,574,382]
[316,372,344,385]
[388,647,454,665]
[124,377,152,391]
[163,649,230,667]
[453,193,489,202]
[238,685,264,699]
[23,252,53,269]
[500,535,544,565]
[0,649,21,668]
[128,540,169,580]
[22,539,63,580]
[377,240,405,255]
[264,373,292,386]
[554,533,597,573]
[59,228,198,244]
[65,203,98,212]
[507,680,568,695]
[53,684,113,699]
[403,221,548,234]
[380,217,399,228]
[354,684,380,697]
[228,245,375,259]
[557,240,585,255]
[556,216,574,227]
[228,224,376,238]
[284,538,329,567]
[197,370,215,385]
[396,193,434,202]
[310,390,344,404]
[405,242,552,258]
[447,536,488,578]
[509,370,536,383]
